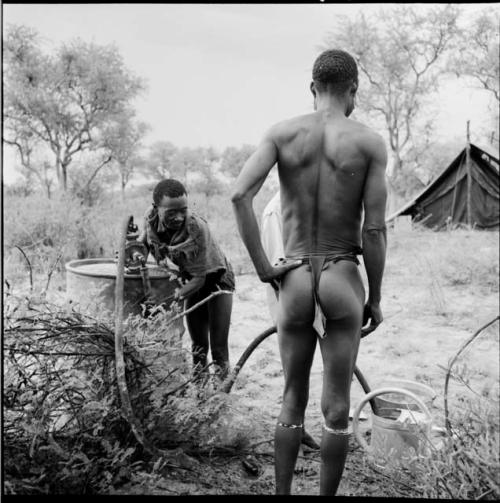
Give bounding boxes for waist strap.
[287,253,360,266]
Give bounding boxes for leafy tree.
[170,146,206,186]
[220,144,256,179]
[3,24,145,192]
[105,114,150,195]
[144,140,179,180]
[186,147,224,216]
[321,5,460,195]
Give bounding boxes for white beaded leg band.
[323,423,350,435]
[277,421,303,429]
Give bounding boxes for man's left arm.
[174,218,210,301]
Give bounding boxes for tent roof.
[386,142,499,223]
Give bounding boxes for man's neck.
[316,94,347,116]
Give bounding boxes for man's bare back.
[231,49,387,496]
[270,111,383,259]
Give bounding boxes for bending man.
[140,179,235,382]
[231,49,387,495]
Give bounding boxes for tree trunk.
[389,152,402,180]
[55,157,62,188]
[61,163,68,191]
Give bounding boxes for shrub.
[3,292,263,494]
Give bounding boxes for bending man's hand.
[260,259,302,291]
[361,302,383,338]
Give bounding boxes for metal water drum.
[65,258,184,336]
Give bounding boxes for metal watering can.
[352,380,436,470]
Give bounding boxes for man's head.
[153,179,188,230]
[310,49,358,116]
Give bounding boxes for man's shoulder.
[266,113,317,141]
[187,213,210,235]
[346,119,385,151]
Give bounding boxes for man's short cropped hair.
[153,179,187,204]
[312,49,358,93]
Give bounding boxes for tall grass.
[3,182,279,287]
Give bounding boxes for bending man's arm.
[231,129,300,285]
[361,134,388,336]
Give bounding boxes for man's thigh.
[277,264,315,330]
[317,261,364,323]
[276,264,317,381]
[207,292,232,337]
[317,262,364,394]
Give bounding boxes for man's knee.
[282,387,309,417]
[321,398,350,428]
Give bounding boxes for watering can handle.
[352,387,433,456]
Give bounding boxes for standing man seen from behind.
[231,49,387,495]
[140,179,235,384]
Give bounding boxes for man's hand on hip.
[260,259,302,291]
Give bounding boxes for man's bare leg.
[301,426,320,449]
[207,293,233,381]
[185,299,210,381]
[317,261,364,495]
[275,266,317,494]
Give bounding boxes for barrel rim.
[65,258,170,279]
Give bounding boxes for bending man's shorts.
[190,265,236,300]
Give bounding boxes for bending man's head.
[153,179,188,230]
[310,49,358,116]
[153,178,187,205]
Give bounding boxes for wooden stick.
[114,215,162,458]
[163,289,233,327]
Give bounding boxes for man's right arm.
[361,134,388,335]
[231,127,301,286]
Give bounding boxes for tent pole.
[466,120,472,229]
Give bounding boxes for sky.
[2,3,498,184]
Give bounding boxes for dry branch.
[15,245,33,292]
[444,315,499,434]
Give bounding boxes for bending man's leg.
[185,295,210,379]
[275,265,317,494]
[317,261,364,496]
[207,292,233,381]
